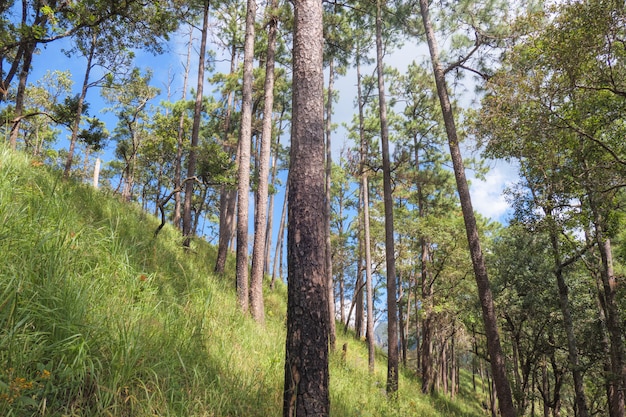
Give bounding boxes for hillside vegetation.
[0,146,488,416]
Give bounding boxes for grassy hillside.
[0,146,488,416]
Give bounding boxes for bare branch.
[154,176,202,237]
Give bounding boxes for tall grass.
[0,146,488,416]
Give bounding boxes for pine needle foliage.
[0,145,487,416]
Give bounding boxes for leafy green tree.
[476,2,626,414]
[2,0,178,149]
[102,68,158,202]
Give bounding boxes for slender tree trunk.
[418,0,515,413]
[415,133,435,394]
[235,0,257,311]
[450,326,457,399]
[398,279,407,367]
[375,0,398,394]
[591,225,625,417]
[363,174,375,372]
[271,182,288,289]
[355,264,364,338]
[325,58,337,351]
[93,157,101,188]
[283,0,329,412]
[174,27,194,230]
[581,147,625,417]
[193,185,208,235]
[64,32,96,178]
[354,37,375,374]
[9,40,35,150]
[249,0,279,323]
[421,242,434,394]
[545,212,589,417]
[183,0,210,247]
[215,41,239,272]
[264,133,280,274]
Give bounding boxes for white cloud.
[468,161,518,222]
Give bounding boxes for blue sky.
[21,15,517,260]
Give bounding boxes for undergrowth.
[0,146,488,416]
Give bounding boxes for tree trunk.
[64,31,96,178]
[420,238,434,394]
[215,41,239,272]
[325,57,337,351]
[578,142,626,417]
[9,40,36,150]
[363,177,375,371]
[93,157,101,188]
[235,0,257,311]
[354,34,375,374]
[398,279,407,367]
[249,0,279,324]
[283,0,329,413]
[418,0,515,414]
[271,182,288,289]
[174,27,194,231]
[546,214,589,417]
[264,132,281,274]
[589,197,625,417]
[375,0,398,395]
[192,184,207,236]
[183,0,209,247]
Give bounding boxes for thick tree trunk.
[183,0,209,247]
[283,0,329,413]
[249,0,279,323]
[375,0,399,394]
[235,0,257,311]
[418,0,515,414]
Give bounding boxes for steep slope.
[0,146,488,416]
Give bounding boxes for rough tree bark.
[235,0,257,311]
[375,0,399,395]
[325,58,337,352]
[249,0,279,323]
[283,0,329,413]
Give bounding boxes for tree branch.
[443,42,481,75]
[154,176,202,237]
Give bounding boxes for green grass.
[0,146,488,416]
